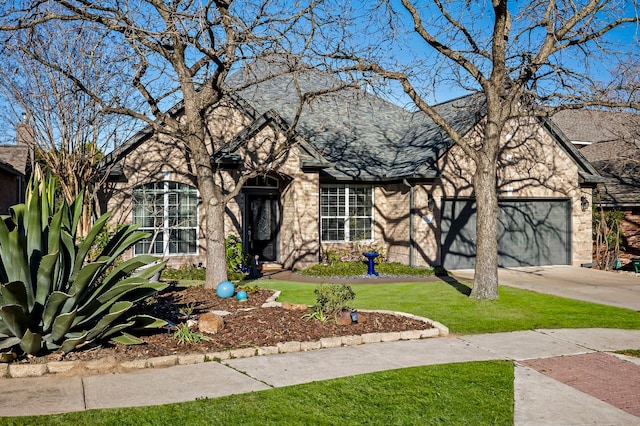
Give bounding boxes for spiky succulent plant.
[0,177,168,357]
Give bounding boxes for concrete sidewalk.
[2,328,640,424]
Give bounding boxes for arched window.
[132,181,199,255]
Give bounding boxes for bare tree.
[0,0,337,288]
[0,20,135,236]
[321,0,639,299]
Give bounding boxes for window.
[132,181,199,255]
[320,185,373,242]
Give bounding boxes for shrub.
[0,176,168,357]
[299,261,435,277]
[303,284,355,322]
[225,235,250,273]
[162,263,206,281]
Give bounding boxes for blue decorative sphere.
[236,290,248,302]
[216,281,235,298]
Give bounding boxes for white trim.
[320,184,374,243]
[132,180,200,256]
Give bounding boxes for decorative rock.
[211,310,231,317]
[282,301,308,311]
[336,310,353,326]
[198,312,225,334]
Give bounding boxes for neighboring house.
[0,123,32,214]
[100,67,601,271]
[552,110,640,266]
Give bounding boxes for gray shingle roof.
[105,60,601,186]
[552,110,640,207]
[234,63,484,180]
[551,109,637,144]
[581,140,640,207]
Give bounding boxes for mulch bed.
[16,286,432,365]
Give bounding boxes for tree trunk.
[470,138,500,300]
[204,194,228,289]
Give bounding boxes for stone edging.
[0,291,449,379]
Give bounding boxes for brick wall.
[621,209,640,262]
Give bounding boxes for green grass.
[258,280,640,334]
[0,361,513,425]
[615,349,640,358]
[5,278,639,424]
[299,261,435,277]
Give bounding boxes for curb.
[1,291,449,379]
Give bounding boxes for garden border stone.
[1,300,449,379]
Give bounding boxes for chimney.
[16,115,34,146]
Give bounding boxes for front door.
[246,193,279,261]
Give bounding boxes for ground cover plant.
[0,361,514,425]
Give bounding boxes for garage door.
[441,199,571,269]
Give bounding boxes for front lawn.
[258,280,640,334]
[4,278,639,424]
[1,361,513,425]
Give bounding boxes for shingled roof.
[551,109,640,207]
[580,140,640,207]
[105,60,602,185]
[233,63,484,181]
[551,109,638,145]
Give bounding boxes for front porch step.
[259,262,285,272]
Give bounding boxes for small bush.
[162,263,206,281]
[320,244,387,264]
[225,235,250,273]
[299,261,435,277]
[314,284,355,315]
[303,284,355,323]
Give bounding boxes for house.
[552,109,640,266]
[0,123,32,214]
[100,66,601,271]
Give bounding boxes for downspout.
[403,179,414,267]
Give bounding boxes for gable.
[437,116,599,198]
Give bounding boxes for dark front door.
[246,193,279,261]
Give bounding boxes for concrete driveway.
[451,266,640,311]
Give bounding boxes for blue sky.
[1,1,639,145]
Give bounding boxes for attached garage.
[440,199,571,269]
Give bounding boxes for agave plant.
[0,177,168,357]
